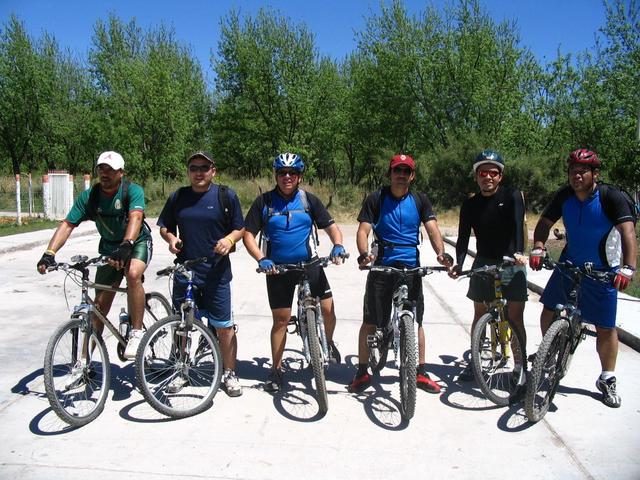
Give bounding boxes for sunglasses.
[477,170,501,178]
[189,164,212,173]
[568,166,592,176]
[392,166,413,174]
[276,170,300,177]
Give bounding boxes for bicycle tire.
[43,318,111,427]
[368,329,390,372]
[306,307,329,413]
[470,312,526,406]
[135,314,223,418]
[398,314,417,420]
[117,291,172,362]
[525,319,569,422]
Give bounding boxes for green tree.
[212,8,342,179]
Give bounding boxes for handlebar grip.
[157,267,172,277]
[175,241,183,250]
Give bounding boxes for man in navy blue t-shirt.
[348,154,452,394]
[530,149,637,408]
[158,151,245,397]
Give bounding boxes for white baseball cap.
[96,151,125,170]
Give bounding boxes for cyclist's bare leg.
[357,323,376,364]
[418,325,426,364]
[472,302,488,330]
[595,326,618,372]
[507,301,527,360]
[270,307,291,370]
[216,326,237,371]
[94,289,117,336]
[320,297,336,343]
[540,307,555,336]
[125,258,147,330]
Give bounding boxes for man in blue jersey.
[349,154,452,394]
[530,149,637,408]
[243,153,346,392]
[158,151,245,397]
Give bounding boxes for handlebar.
[157,256,209,277]
[542,257,616,283]
[361,264,449,276]
[47,255,108,273]
[256,254,350,274]
[457,257,517,278]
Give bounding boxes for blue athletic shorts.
[540,268,617,329]
[172,272,233,329]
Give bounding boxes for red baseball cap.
[390,154,415,170]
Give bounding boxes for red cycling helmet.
[567,149,601,168]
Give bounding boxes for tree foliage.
[0,0,638,207]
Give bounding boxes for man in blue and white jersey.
[243,153,346,392]
[349,154,452,394]
[530,149,637,408]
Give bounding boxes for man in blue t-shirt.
[348,154,452,394]
[243,153,346,393]
[158,151,245,397]
[530,149,637,408]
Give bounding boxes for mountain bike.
[258,254,347,414]
[457,258,527,406]
[525,258,615,423]
[361,264,448,421]
[42,255,171,427]
[135,257,224,418]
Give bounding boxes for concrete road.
[0,222,638,479]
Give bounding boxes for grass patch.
[0,216,59,237]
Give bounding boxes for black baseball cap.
[187,151,215,165]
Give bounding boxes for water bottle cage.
[287,315,299,334]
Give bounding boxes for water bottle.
[118,307,131,338]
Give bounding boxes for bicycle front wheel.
[471,312,526,406]
[525,319,569,423]
[398,314,417,420]
[43,318,111,427]
[306,307,328,413]
[135,315,223,418]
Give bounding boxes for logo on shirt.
[114,199,122,210]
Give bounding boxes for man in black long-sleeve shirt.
[450,150,528,382]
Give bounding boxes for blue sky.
[1,0,608,73]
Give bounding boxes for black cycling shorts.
[363,270,424,327]
[266,264,332,310]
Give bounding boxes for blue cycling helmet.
[273,153,304,172]
[473,149,504,173]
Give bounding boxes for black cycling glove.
[110,240,134,263]
[37,252,56,271]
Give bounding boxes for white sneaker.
[224,369,242,397]
[124,329,144,360]
[166,374,189,394]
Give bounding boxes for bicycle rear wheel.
[525,319,569,422]
[398,314,417,420]
[135,315,223,418]
[471,312,526,406]
[43,318,111,427]
[306,307,328,413]
[117,291,172,362]
[143,292,172,328]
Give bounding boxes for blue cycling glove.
[330,244,346,260]
[258,258,275,271]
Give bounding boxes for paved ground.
[0,221,639,479]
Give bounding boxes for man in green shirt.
[37,151,152,359]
